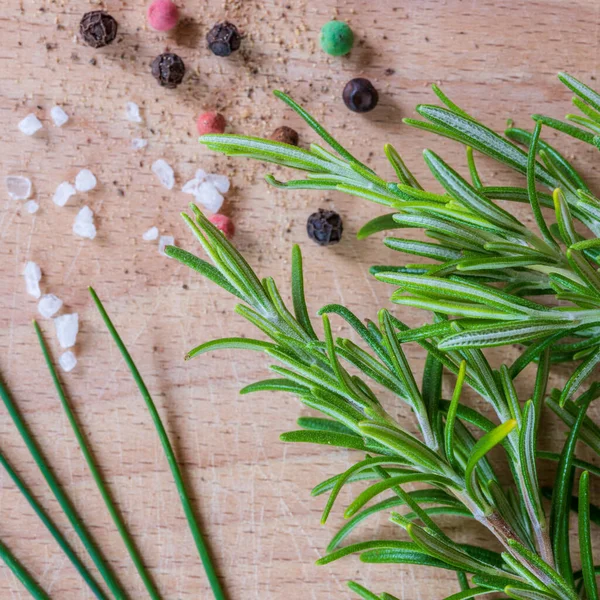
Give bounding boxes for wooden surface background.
[2,0,600,598]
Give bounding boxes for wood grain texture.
[1,0,600,598]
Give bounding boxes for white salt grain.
[132,138,148,150]
[196,181,224,213]
[6,176,32,200]
[38,294,63,318]
[182,178,200,196]
[159,235,174,256]
[19,114,43,136]
[25,200,39,214]
[54,313,79,349]
[152,159,174,190]
[205,173,230,194]
[75,169,97,192]
[126,102,143,123]
[182,170,229,212]
[23,261,42,299]
[73,206,97,239]
[50,106,69,127]
[143,226,159,241]
[59,351,77,372]
[53,182,76,207]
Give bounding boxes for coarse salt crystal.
[38,294,63,318]
[182,170,229,212]
[6,176,32,200]
[19,114,43,136]
[59,351,77,372]
[25,200,39,214]
[54,313,79,349]
[205,173,230,194]
[23,261,42,299]
[132,138,148,150]
[143,226,159,241]
[73,206,97,239]
[196,181,224,213]
[152,159,174,190]
[158,235,174,256]
[50,106,69,127]
[126,102,143,123]
[75,169,97,192]
[53,182,76,207]
[181,177,200,196]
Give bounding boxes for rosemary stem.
[0,538,50,599]
[0,448,108,600]
[33,321,162,600]
[482,510,555,590]
[0,371,126,600]
[89,287,227,600]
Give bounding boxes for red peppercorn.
[197,112,226,135]
[307,209,343,246]
[270,126,299,146]
[342,78,379,113]
[209,214,235,239]
[147,0,179,32]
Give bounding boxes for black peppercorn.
[342,78,379,113]
[151,53,185,88]
[79,11,118,49]
[270,126,299,146]
[307,209,343,246]
[207,22,241,57]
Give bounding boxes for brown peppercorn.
[206,22,241,57]
[79,11,118,48]
[307,209,343,246]
[270,126,299,146]
[151,53,185,88]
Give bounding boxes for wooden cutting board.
[1,0,599,597]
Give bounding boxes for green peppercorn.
[320,21,354,56]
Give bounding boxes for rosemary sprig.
[167,72,600,599]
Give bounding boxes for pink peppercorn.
[147,0,179,32]
[197,112,226,135]
[209,214,235,239]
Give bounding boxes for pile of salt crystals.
[182,169,230,213]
